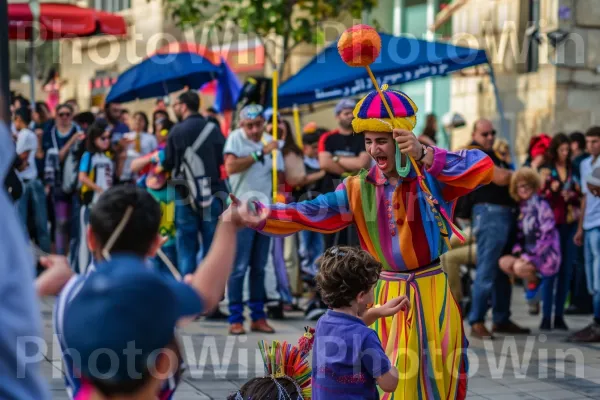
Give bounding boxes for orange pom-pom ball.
[338,24,382,67]
[275,193,286,203]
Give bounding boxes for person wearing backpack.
[160,91,228,282]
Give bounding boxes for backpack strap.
[191,122,215,152]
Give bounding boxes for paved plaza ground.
[38,288,600,399]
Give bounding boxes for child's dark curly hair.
[227,376,300,399]
[315,246,382,308]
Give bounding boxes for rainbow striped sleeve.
[257,183,353,237]
[427,148,494,201]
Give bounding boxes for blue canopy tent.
[276,32,510,155]
[106,52,221,104]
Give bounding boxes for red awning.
[8,3,127,40]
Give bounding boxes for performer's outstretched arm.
[425,147,495,201]
[254,182,353,237]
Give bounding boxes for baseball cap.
[239,104,264,121]
[334,98,357,115]
[62,255,204,383]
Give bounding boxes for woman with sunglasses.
[77,121,115,272]
[233,88,494,400]
[43,103,85,256]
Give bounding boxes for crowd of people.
[6,84,600,400]
[9,91,376,332]
[442,124,600,342]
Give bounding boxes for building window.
[526,0,540,73]
[93,0,130,13]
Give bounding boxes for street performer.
[233,87,494,399]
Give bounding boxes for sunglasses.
[58,112,71,118]
[99,135,110,141]
[481,130,496,138]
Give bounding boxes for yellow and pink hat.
[351,85,418,133]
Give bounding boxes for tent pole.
[0,0,10,124]
[29,37,35,104]
[488,65,515,165]
[29,0,40,104]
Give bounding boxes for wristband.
[251,151,259,162]
[416,145,427,162]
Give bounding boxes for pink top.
[45,81,60,114]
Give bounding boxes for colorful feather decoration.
[257,328,314,399]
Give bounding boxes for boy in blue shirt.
[312,246,409,399]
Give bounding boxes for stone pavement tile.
[507,381,562,391]
[485,393,540,400]
[50,389,71,400]
[532,389,592,400]
[552,376,600,390]
[467,377,518,395]
[465,395,490,400]
[201,388,240,399]
[185,379,239,390]
[571,386,600,397]
[174,392,210,400]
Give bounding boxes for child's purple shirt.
[312,310,391,400]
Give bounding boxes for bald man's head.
[472,118,496,151]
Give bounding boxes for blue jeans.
[570,243,592,311]
[152,245,178,280]
[542,223,577,318]
[584,227,600,319]
[299,230,324,276]
[469,204,514,325]
[175,198,222,277]
[227,228,271,324]
[18,179,51,253]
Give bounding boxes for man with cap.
[223,104,283,335]
[318,98,370,247]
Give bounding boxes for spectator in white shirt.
[119,111,157,183]
[14,107,51,253]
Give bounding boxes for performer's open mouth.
[375,156,388,169]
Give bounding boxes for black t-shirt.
[162,114,227,196]
[318,129,365,192]
[292,156,323,201]
[468,142,515,208]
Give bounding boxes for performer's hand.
[393,129,423,160]
[222,194,269,228]
[378,295,410,317]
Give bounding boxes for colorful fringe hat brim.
[351,88,418,133]
[352,116,416,133]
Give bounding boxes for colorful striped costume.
[256,146,493,399]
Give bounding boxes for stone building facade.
[448,0,600,158]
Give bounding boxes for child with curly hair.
[313,246,409,399]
